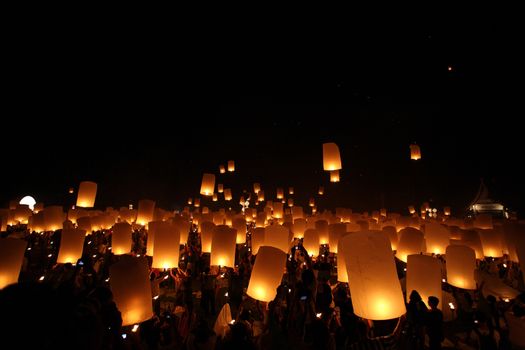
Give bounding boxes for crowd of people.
[1,222,524,350]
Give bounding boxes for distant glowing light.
[19,196,36,211]
[316,313,322,318]
[131,324,139,332]
[39,276,45,281]
[448,66,453,71]
[449,302,455,310]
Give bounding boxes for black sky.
[2,12,523,217]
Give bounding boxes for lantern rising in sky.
[246,246,286,302]
[410,143,421,160]
[76,181,97,208]
[330,170,340,182]
[200,173,215,196]
[227,160,235,172]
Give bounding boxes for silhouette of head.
[428,296,439,308]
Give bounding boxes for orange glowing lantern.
[251,227,265,255]
[315,220,329,245]
[0,238,27,288]
[273,202,284,219]
[44,206,64,232]
[76,181,97,208]
[233,218,247,244]
[337,233,352,282]
[253,183,261,194]
[200,221,215,253]
[137,200,155,226]
[424,223,451,255]
[257,191,265,202]
[318,186,324,195]
[303,229,320,257]
[396,227,425,262]
[152,222,180,269]
[291,206,303,220]
[410,144,421,160]
[323,142,342,171]
[444,207,451,216]
[292,218,306,239]
[246,246,286,302]
[382,226,398,250]
[328,223,346,253]
[217,184,224,193]
[330,170,340,183]
[111,222,132,255]
[227,160,235,172]
[406,255,442,309]
[211,225,237,267]
[57,228,86,264]
[109,256,153,326]
[264,224,290,253]
[194,198,201,207]
[477,229,504,258]
[276,188,284,199]
[219,165,226,174]
[344,230,406,320]
[446,245,476,289]
[224,189,232,201]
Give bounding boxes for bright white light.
[316,313,322,318]
[19,196,36,211]
[121,334,127,339]
[131,324,139,332]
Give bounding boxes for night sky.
[2,14,523,217]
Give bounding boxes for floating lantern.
[318,186,324,195]
[227,160,235,172]
[246,246,286,302]
[444,207,451,216]
[328,223,346,253]
[407,254,442,309]
[264,224,290,253]
[408,206,416,215]
[146,221,162,256]
[330,170,340,182]
[477,229,504,258]
[257,191,265,202]
[287,198,294,208]
[172,216,191,245]
[273,202,284,219]
[76,181,97,208]
[200,174,215,196]
[424,223,450,255]
[217,184,224,193]
[251,227,266,255]
[382,226,398,250]
[346,222,361,233]
[224,189,232,201]
[112,222,132,255]
[119,208,136,223]
[28,212,45,233]
[410,144,421,160]
[44,206,64,232]
[253,183,261,194]
[200,221,215,253]
[336,233,352,282]
[57,228,86,264]
[256,212,266,227]
[303,229,320,257]
[446,245,476,289]
[276,188,284,199]
[396,227,425,262]
[152,222,180,269]
[291,206,303,220]
[194,198,201,207]
[136,200,155,226]
[219,165,226,174]
[323,142,342,171]
[212,194,218,202]
[309,198,315,207]
[460,230,484,259]
[292,218,306,239]
[288,187,294,195]
[343,230,406,320]
[211,225,237,267]
[0,238,27,288]
[315,220,329,245]
[110,256,153,326]
[233,218,247,244]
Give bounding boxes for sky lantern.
[408,206,416,215]
[251,227,266,255]
[337,233,352,282]
[276,188,284,199]
[152,222,180,269]
[212,193,218,202]
[315,220,329,245]
[273,202,284,219]
[318,186,324,195]
[111,222,132,255]
[223,189,232,201]
[76,181,97,208]
[217,184,224,193]
[109,256,153,326]
[309,198,315,207]
[396,227,425,262]
[291,206,303,220]
[227,160,235,172]
[57,228,86,264]
[410,143,421,160]
[406,254,442,309]
[172,216,191,245]
[292,218,306,239]
[0,238,27,289]
[14,205,32,224]
[424,223,451,255]
[28,212,45,233]
[43,206,64,232]
[330,170,340,182]
[219,164,226,174]
[200,221,215,253]
[382,226,398,250]
[444,207,451,216]
[76,216,92,235]
[323,142,342,171]
[200,173,215,196]
[346,222,361,233]
[446,245,476,289]
[503,223,523,262]
[146,221,162,256]
[264,224,290,253]
[119,207,136,223]
[211,225,237,267]
[247,246,286,302]
[194,198,201,207]
[287,198,294,207]
[253,183,261,194]
[136,200,155,226]
[344,230,406,320]
[477,229,504,258]
[328,223,346,253]
[257,191,265,202]
[303,229,320,257]
[233,218,247,244]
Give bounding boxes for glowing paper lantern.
[396,227,425,262]
[253,183,261,194]
[211,225,237,267]
[346,222,361,233]
[146,221,162,256]
[264,224,290,253]
[258,191,265,202]
[292,218,306,239]
[256,212,266,227]
[136,200,155,226]
[276,188,284,199]
[287,198,294,207]
[57,228,86,264]
[76,181,97,208]
[444,207,451,216]
[43,206,64,232]
[233,218,247,244]
[291,206,303,220]
[309,198,315,207]
[224,189,232,201]
[315,220,329,245]
[382,226,398,250]
[344,230,406,320]
[219,165,226,174]
[287,187,294,195]
[330,170,340,182]
[28,212,45,233]
[251,227,265,255]
[227,160,235,172]
[200,221,215,253]
[446,245,476,289]
[477,229,504,258]
[424,223,451,255]
[172,216,191,245]
[0,238,27,288]
[323,142,342,171]
[337,233,352,282]
[212,193,218,202]
[246,246,286,302]
[273,202,284,219]
[194,198,201,207]
[406,255,442,309]
[152,222,181,269]
[217,184,224,193]
[410,144,421,160]
[110,256,153,326]
[328,223,346,253]
[119,208,136,223]
[318,186,324,195]
[200,173,215,196]
[303,229,320,257]
[112,222,132,255]
[14,205,32,224]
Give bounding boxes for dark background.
[1,10,523,217]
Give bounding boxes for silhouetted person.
[406,290,428,349]
[426,296,444,350]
